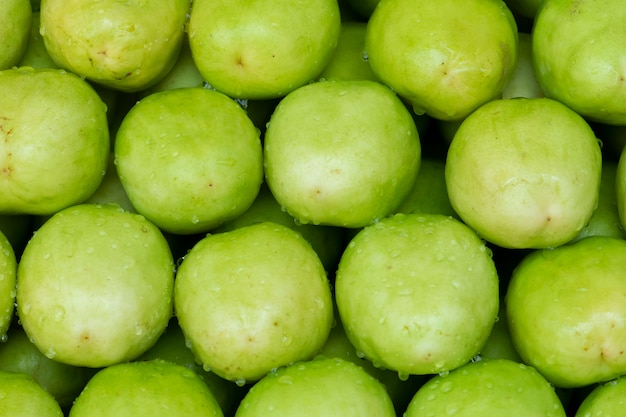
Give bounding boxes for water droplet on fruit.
[440,381,453,392]
[191,215,200,224]
[362,50,369,61]
[0,334,7,343]
[235,379,246,387]
[21,303,31,315]
[52,306,65,322]
[185,339,193,349]
[356,350,366,359]
[278,375,293,385]
[45,347,57,359]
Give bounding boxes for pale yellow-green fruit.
[405,359,566,417]
[0,371,64,417]
[335,213,499,376]
[17,203,175,368]
[40,0,190,92]
[446,97,602,249]
[115,87,263,235]
[264,79,421,228]
[69,360,223,417]
[574,377,626,416]
[234,357,396,417]
[0,67,109,215]
[532,0,626,125]
[506,236,626,388]
[0,0,31,70]
[188,0,340,100]
[18,12,59,69]
[174,222,334,383]
[318,21,379,83]
[0,231,16,338]
[365,0,518,121]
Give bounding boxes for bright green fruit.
[174,222,333,383]
[115,87,263,235]
[0,67,109,215]
[502,32,545,99]
[0,0,31,70]
[188,0,340,100]
[571,160,625,242]
[335,213,499,375]
[405,359,566,417]
[365,0,518,121]
[533,0,626,125]
[40,0,190,92]
[0,323,94,409]
[69,359,223,417]
[214,183,345,273]
[0,231,16,338]
[446,97,602,249]
[394,157,459,219]
[139,318,247,417]
[264,79,421,228]
[17,203,175,368]
[575,376,626,416]
[0,370,63,417]
[616,146,626,230]
[506,236,626,388]
[18,12,59,69]
[318,21,379,83]
[234,357,396,417]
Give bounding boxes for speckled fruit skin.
[0,371,64,417]
[0,67,109,215]
[335,213,499,376]
[114,87,263,235]
[188,0,340,100]
[40,0,190,92]
[445,97,602,249]
[264,79,421,228]
[506,236,626,388]
[234,357,396,417]
[69,360,224,417]
[16,203,175,368]
[405,359,566,417]
[174,222,334,383]
[532,0,626,125]
[365,0,518,121]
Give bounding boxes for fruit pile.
[2,0,626,416]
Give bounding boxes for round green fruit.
[532,0,626,125]
[264,79,421,228]
[0,0,31,70]
[0,230,16,337]
[335,213,499,375]
[17,203,175,368]
[174,222,334,383]
[0,370,64,417]
[575,376,626,416]
[188,0,341,100]
[115,87,263,235]
[445,97,602,249]
[234,357,396,417]
[506,236,626,388]
[365,0,518,121]
[69,359,223,417]
[40,0,190,92]
[405,359,566,417]
[0,67,109,215]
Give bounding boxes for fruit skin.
[264,79,421,228]
[574,376,626,416]
[404,358,566,417]
[365,0,518,121]
[0,0,32,70]
[234,357,396,417]
[69,359,224,417]
[0,231,16,338]
[188,0,341,100]
[115,87,263,235]
[0,370,64,417]
[445,97,602,249]
[40,0,190,92]
[616,145,626,230]
[0,67,110,215]
[16,203,175,368]
[174,222,334,383]
[506,236,626,388]
[335,213,499,375]
[532,0,626,125]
